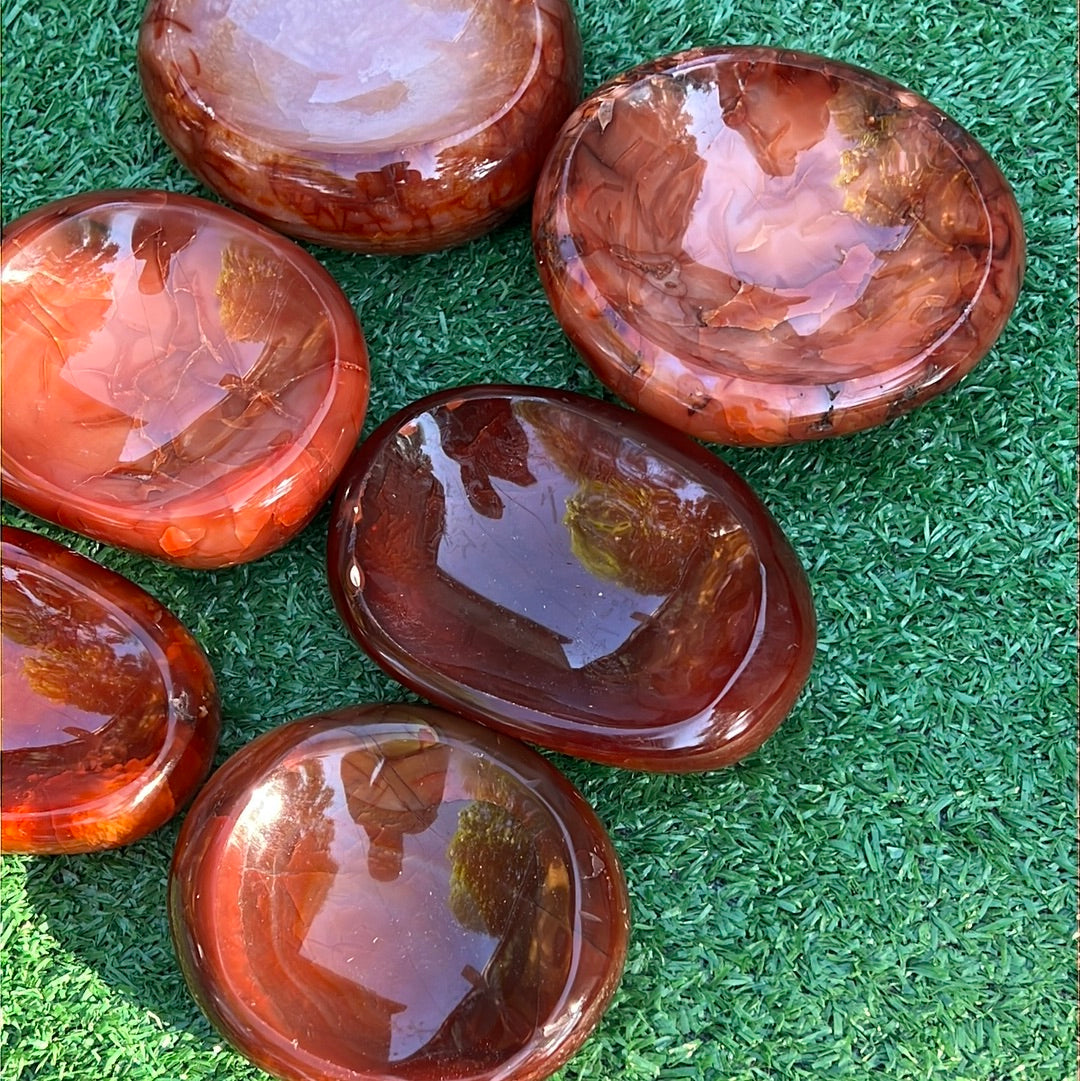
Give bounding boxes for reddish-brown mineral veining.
[1,190,369,568]
[328,386,815,772]
[138,0,582,253]
[533,46,1025,445]
[170,703,629,1081]
[1,527,219,853]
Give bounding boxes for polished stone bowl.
[138,0,582,252]
[533,46,1025,445]
[1,190,369,567]
[1,527,219,853]
[328,386,815,771]
[170,704,629,1081]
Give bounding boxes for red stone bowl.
[1,190,369,568]
[169,703,629,1081]
[1,527,219,854]
[533,46,1025,445]
[328,386,816,772]
[138,0,582,253]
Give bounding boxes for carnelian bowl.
[533,46,1025,445]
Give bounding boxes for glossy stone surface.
[1,190,369,568]
[533,46,1025,445]
[1,527,219,854]
[329,386,815,771]
[138,0,582,253]
[170,703,628,1081]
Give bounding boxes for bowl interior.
[559,52,1003,386]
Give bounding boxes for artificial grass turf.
[0,0,1076,1077]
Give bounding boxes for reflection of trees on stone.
[435,397,537,518]
[339,737,452,882]
[1,567,163,769]
[5,218,118,364]
[109,239,332,484]
[214,240,333,402]
[216,240,289,343]
[448,800,537,937]
[830,78,987,257]
[705,58,989,374]
[822,78,990,372]
[448,756,546,944]
[565,476,709,596]
[425,757,571,1070]
[515,396,761,702]
[209,241,334,444]
[0,528,221,853]
[131,210,197,295]
[352,394,761,726]
[518,397,745,597]
[554,52,998,388]
[831,83,932,229]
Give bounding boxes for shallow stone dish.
[169,703,629,1081]
[328,385,815,771]
[1,189,369,568]
[139,0,582,253]
[533,46,1025,445]
[1,527,219,853]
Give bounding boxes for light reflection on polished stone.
[169,703,629,1081]
[533,46,1025,445]
[328,386,815,771]
[0,190,369,568]
[1,527,219,853]
[138,0,582,252]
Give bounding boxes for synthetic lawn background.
[1,0,1076,1078]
